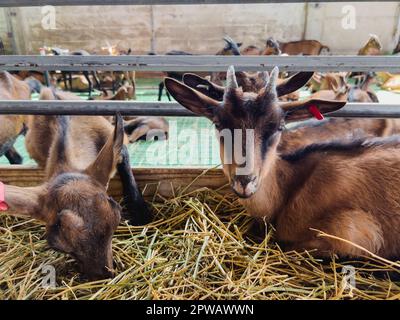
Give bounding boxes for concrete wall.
[0,2,399,55]
[0,9,14,53]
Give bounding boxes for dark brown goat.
[166,66,400,259]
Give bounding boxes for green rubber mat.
[1,116,220,168]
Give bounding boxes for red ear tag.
[0,182,9,211]
[308,105,324,120]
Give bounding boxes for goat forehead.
[221,94,280,126]
[48,173,104,202]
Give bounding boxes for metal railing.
[0,100,398,119]
[0,0,398,118]
[0,0,395,7]
[1,55,400,72]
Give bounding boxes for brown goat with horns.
[165,66,400,259]
[181,71,400,154]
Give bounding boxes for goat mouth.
[232,188,256,199]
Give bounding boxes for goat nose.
[234,175,254,187]
[88,268,114,280]
[105,269,115,278]
[231,175,258,198]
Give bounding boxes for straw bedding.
[1,186,400,300]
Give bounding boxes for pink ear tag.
[308,105,324,120]
[0,182,9,211]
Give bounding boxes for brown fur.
[181,71,398,155]
[241,45,262,55]
[358,35,382,56]
[210,36,243,85]
[265,38,330,56]
[236,71,300,101]
[124,117,169,143]
[91,85,169,142]
[10,88,151,279]
[26,89,122,169]
[4,110,125,279]
[0,72,31,162]
[160,37,241,99]
[166,66,400,259]
[262,37,282,56]
[308,72,348,93]
[97,71,136,100]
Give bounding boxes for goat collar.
[0,182,9,211]
[308,105,324,120]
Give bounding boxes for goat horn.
[223,66,239,102]
[226,65,238,90]
[223,36,234,44]
[266,67,279,92]
[258,71,269,83]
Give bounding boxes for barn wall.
[0,9,14,53]
[0,2,399,55]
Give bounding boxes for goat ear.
[276,72,314,97]
[182,73,225,101]
[85,113,124,188]
[280,98,347,122]
[3,184,47,221]
[164,77,220,120]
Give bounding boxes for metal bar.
[0,0,394,7]
[0,100,399,118]
[0,101,194,116]
[1,55,400,72]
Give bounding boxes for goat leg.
[5,146,23,165]
[92,71,101,91]
[166,89,172,101]
[116,145,152,225]
[62,72,68,90]
[158,81,164,101]
[68,72,73,91]
[83,71,92,98]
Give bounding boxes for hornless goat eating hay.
[25,88,151,226]
[2,112,129,280]
[166,66,400,259]
[1,88,152,279]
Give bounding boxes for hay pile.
[1,187,400,300]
